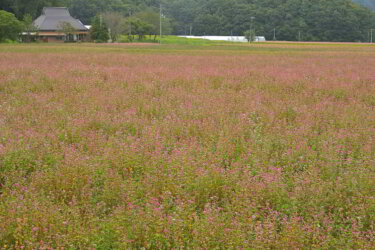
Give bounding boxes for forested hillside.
[1,0,375,41]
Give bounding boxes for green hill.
[1,0,375,42]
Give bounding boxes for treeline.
[1,0,375,42]
[167,0,375,42]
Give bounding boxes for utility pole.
[273,28,276,41]
[298,31,301,41]
[250,16,255,43]
[129,11,132,41]
[160,3,162,44]
[190,25,192,36]
[368,30,370,43]
[371,29,373,43]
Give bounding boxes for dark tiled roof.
[33,7,88,31]
[43,7,70,16]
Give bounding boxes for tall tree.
[102,12,126,41]
[90,14,109,42]
[23,13,38,42]
[58,21,77,41]
[0,10,24,42]
[135,9,173,40]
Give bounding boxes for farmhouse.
[32,7,89,42]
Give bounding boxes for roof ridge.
[43,7,71,16]
[34,6,88,30]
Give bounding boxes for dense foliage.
[165,0,375,41]
[1,0,375,41]
[0,10,23,42]
[90,15,110,42]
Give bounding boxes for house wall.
[47,37,64,43]
[36,32,89,43]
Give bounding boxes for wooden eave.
[37,31,89,36]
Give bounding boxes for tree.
[163,0,198,34]
[192,14,221,35]
[23,13,38,42]
[90,14,109,42]
[135,9,173,40]
[70,0,133,25]
[0,10,23,42]
[102,12,125,42]
[244,30,255,42]
[70,0,102,25]
[58,21,77,42]
[123,17,153,40]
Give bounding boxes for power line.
[129,10,132,41]
[160,3,162,44]
[250,16,255,43]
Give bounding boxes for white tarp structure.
[179,35,266,42]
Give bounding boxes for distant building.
[32,7,89,42]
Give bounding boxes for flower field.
[0,43,374,249]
